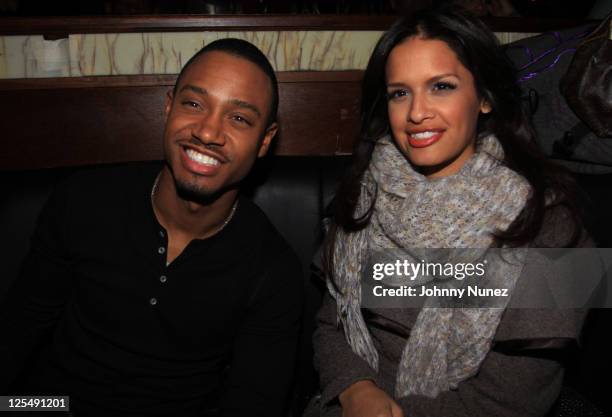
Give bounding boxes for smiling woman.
[385,36,492,177]
[307,5,587,417]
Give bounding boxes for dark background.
[0,0,601,17]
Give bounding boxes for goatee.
[174,179,226,205]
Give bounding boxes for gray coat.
[307,207,589,417]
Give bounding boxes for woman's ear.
[480,99,492,114]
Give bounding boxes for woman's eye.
[387,90,408,100]
[433,82,457,92]
[182,101,201,109]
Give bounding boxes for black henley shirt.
[0,162,303,417]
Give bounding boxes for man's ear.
[164,90,174,120]
[257,122,278,158]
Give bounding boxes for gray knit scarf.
[328,134,531,398]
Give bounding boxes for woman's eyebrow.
[428,73,459,82]
[386,73,459,88]
[386,82,408,88]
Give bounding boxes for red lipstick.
[407,130,444,148]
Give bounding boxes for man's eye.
[232,115,252,126]
[433,82,457,92]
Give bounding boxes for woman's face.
[385,36,491,178]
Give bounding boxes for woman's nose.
[408,93,434,124]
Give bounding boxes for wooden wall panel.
[0,15,595,36]
[0,72,362,169]
[0,86,167,169]
[276,80,360,156]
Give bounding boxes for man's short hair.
[173,38,279,127]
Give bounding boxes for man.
[0,39,303,417]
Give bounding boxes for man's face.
[163,50,277,201]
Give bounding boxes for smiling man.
[0,39,303,417]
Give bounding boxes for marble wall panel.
[67,30,383,76]
[1,35,71,78]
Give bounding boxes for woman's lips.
[407,130,444,148]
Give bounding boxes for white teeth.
[185,149,220,166]
[410,131,438,139]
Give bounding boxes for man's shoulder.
[63,161,161,188]
[57,161,161,202]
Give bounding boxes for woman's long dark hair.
[324,5,582,276]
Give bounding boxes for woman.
[307,6,585,417]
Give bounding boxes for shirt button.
[149,297,158,306]
[159,230,165,238]
[159,275,167,283]
[158,247,166,255]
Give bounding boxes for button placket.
[151,225,167,307]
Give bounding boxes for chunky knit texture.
[328,134,531,398]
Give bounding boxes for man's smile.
[179,145,226,176]
[185,148,221,166]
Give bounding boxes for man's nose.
[192,113,225,146]
[408,92,434,124]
